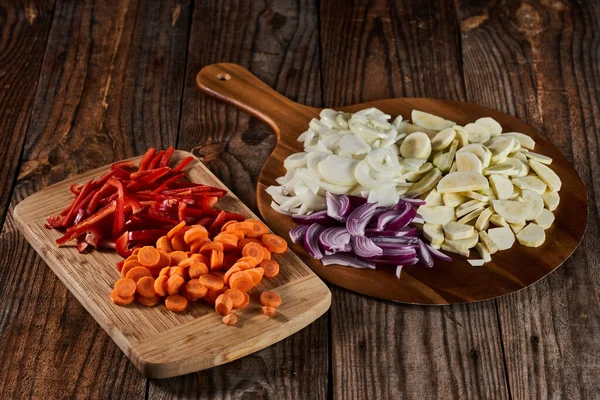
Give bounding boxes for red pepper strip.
[84,227,103,247]
[151,172,185,194]
[125,196,144,214]
[57,202,116,246]
[127,167,170,192]
[138,148,156,172]
[148,150,165,170]
[62,178,95,227]
[141,211,179,226]
[129,229,168,242]
[73,208,87,225]
[223,212,245,222]
[94,169,117,188]
[209,210,228,234]
[107,178,127,238]
[111,166,131,180]
[112,160,135,169]
[147,208,178,221]
[165,181,197,189]
[182,206,202,219]
[178,202,187,222]
[172,156,193,173]
[86,183,116,214]
[98,192,119,207]
[160,185,226,195]
[116,260,124,273]
[159,146,174,168]
[198,217,215,227]
[202,196,219,213]
[77,236,89,253]
[115,231,133,257]
[129,167,168,180]
[70,183,83,195]
[46,214,64,229]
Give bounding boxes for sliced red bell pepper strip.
[116,260,124,272]
[178,202,187,222]
[128,229,168,242]
[77,236,89,253]
[108,178,127,238]
[159,146,174,168]
[57,202,116,246]
[84,227,103,247]
[46,214,64,229]
[112,160,135,170]
[151,172,185,194]
[70,183,83,195]
[62,178,95,227]
[141,211,179,226]
[127,167,170,192]
[209,210,228,235]
[198,217,215,227]
[138,148,156,172]
[86,183,116,214]
[148,150,165,170]
[148,208,179,222]
[202,196,219,213]
[110,166,132,180]
[115,231,134,257]
[223,212,245,222]
[183,207,203,219]
[172,156,193,173]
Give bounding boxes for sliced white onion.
[339,134,371,155]
[318,155,358,186]
[284,152,308,169]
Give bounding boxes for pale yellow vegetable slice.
[475,208,494,231]
[467,259,486,266]
[475,243,492,262]
[478,187,496,200]
[489,175,514,200]
[488,137,514,164]
[525,151,552,164]
[443,192,468,207]
[444,231,479,250]
[442,243,469,257]
[529,160,562,192]
[534,209,555,229]
[411,110,455,132]
[432,151,445,169]
[404,162,433,182]
[438,139,459,173]
[418,206,456,225]
[487,227,515,250]
[399,131,432,159]
[443,222,475,240]
[462,191,489,202]
[457,207,485,224]
[465,123,491,143]
[457,203,485,219]
[513,151,530,173]
[516,223,546,247]
[483,163,515,176]
[397,121,438,139]
[424,188,443,206]
[502,157,527,177]
[521,189,544,220]
[489,213,508,227]
[502,132,535,150]
[423,223,444,245]
[542,191,560,211]
[437,171,489,194]
[511,176,547,195]
[479,231,499,254]
[406,168,442,196]
[457,199,482,213]
[431,128,456,151]
[449,161,457,173]
[455,151,482,173]
[457,143,488,166]
[510,221,525,234]
[491,200,534,224]
[452,125,470,147]
[475,117,502,136]
[401,158,427,171]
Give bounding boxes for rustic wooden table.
[0,0,598,398]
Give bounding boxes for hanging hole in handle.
[217,73,231,81]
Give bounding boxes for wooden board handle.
[196,63,316,138]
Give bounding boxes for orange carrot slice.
[167,221,186,239]
[114,278,136,298]
[185,279,208,301]
[136,276,156,298]
[199,274,224,291]
[262,247,271,260]
[154,275,168,297]
[261,234,287,253]
[231,261,252,271]
[110,290,134,305]
[156,236,173,252]
[126,266,152,283]
[137,294,160,307]
[245,219,269,238]
[157,249,171,268]
[223,266,241,285]
[200,241,224,255]
[260,259,280,278]
[169,251,188,266]
[165,294,188,312]
[137,246,161,267]
[229,271,254,292]
[204,287,226,305]
[225,221,254,235]
[190,238,211,253]
[169,266,186,279]
[241,242,264,263]
[215,294,233,316]
[236,256,259,268]
[121,261,139,278]
[167,275,185,295]
[261,306,276,317]
[184,226,209,245]
[222,314,238,326]
[246,267,264,286]
[171,230,188,252]
[220,220,238,232]
[238,238,261,251]
[189,262,209,279]
[225,229,245,241]
[224,289,245,308]
[236,291,250,309]
[260,291,282,308]
[209,250,224,271]
[213,233,238,252]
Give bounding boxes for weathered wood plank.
[147,0,328,398]
[0,0,191,397]
[455,0,600,398]
[320,1,509,398]
[0,0,55,228]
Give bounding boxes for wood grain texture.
[456,0,600,398]
[148,0,330,397]
[14,151,330,378]
[0,0,55,228]
[0,0,191,395]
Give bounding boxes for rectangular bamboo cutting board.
[13,150,331,379]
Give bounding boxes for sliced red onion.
[347,195,368,210]
[380,247,418,257]
[387,203,417,231]
[346,201,378,236]
[366,255,418,265]
[326,193,351,222]
[293,211,335,225]
[364,227,418,237]
[303,223,326,259]
[417,240,434,268]
[322,254,376,269]
[319,227,351,253]
[412,215,425,224]
[351,236,383,258]
[400,197,426,206]
[370,236,419,245]
[376,210,404,230]
[395,265,403,278]
[426,243,452,262]
[290,225,309,244]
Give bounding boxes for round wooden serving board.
[196,63,589,305]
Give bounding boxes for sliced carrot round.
[171,230,188,252]
[220,220,238,232]
[199,274,224,291]
[157,249,171,268]
[121,261,139,278]
[136,276,156,299]
[190,253,209,265]
[184,226,209,245]
[156,236,173,252]
[114,278,136,298]
[222,314,238,326]
[185,279,208,301]
[126,266,152,282]
[231,261,252,271]
[137,246,161,267]
[236,256,259,268]
[260,259,280,278]
[169,251,188,266]
[167,275,185,295]
[247,267,264,287]
[154,275,168,297]
[225,221,254,235]
[260,291,282,308]
[261,234,287,254]
[204,287,226,305]
[261,306,276,317]
[224,288,245,308]
[213,233,239,252]
[236,291,250,309]
[167,221,186,239]
[110,290,134,305]
[200,241,224,255]
[169,266,186,279]
[159,267,171,277]
[262,247,271,260]
[190,238,211,253]
[245,219,269,238]
[137,294,160,307]
[241,242,264,263]
[215,294,233,316]
[223,266,241,285]
[238,238,261,251]
[189,262,209,279]
[210,250,224,271]
[131,248,141,257]
[229,271,254,292]
[165,294,188,312]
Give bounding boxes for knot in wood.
[515,3,545,35]
[192,143,224,163]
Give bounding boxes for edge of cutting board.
[13,150,331,378]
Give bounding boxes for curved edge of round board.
[13,150,332,378]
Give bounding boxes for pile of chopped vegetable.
[113,219,286,324]
[46,147,243,258]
